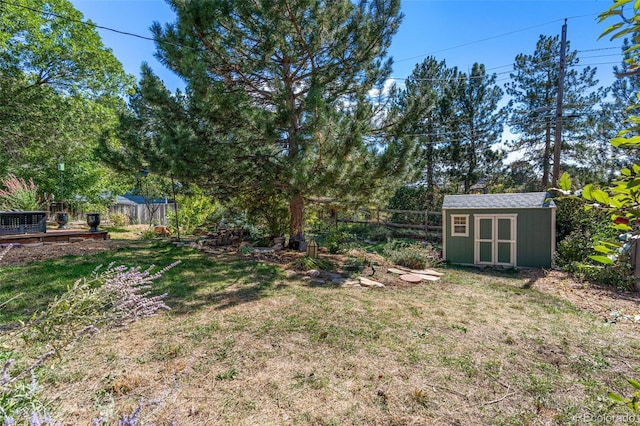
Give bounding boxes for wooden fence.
[336,208,442,241]
[108,202,177,225]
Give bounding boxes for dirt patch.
[520,269,640,324]
[0,239,133,266]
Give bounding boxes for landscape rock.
[284,270,298,279]
[412,273,440,282]
[410,269,444,277]
[399,274,422,283]
[358,276,385,288]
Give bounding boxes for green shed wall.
[443,208,554,268]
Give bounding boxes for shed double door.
[474,214,517,267]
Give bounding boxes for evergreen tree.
[394,57,458,208]
[446,63,505,193]
[105,0,409,238]
[505,34,602,190]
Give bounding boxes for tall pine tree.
[394,57,458,208]
[446,63,505,193]
[505,34,601,190]
[105,0,410,238]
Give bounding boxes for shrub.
[554,230,594,270]
[167,186,219,236]
[1,245,179,423]
[0,174,42,211]
[383,241,442,270]
[554,196,611,243]
[108,212,130,227]
[325,228,357,254]
[292,255,333,271]
[366,226,393,242]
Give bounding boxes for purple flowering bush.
[1,244,180,424]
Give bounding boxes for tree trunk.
[289,192,305,239]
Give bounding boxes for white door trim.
[473,214,517,267]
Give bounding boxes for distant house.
[109,193,176,225]
[441,192,556,268]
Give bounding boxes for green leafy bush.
[325,228,356,254]
[293,255,333,271]
[108,212,130,227]
[554,230,595,270]
[367,226,393,242]
[167,186,218,235]
[383,241,441,270]
[553,197,632,287]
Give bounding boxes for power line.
[394,13,601,64]
[0,0,199,52]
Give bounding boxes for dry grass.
[33,255,640,425]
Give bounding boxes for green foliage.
[585,4,640,275]
[106,0,411,237]
[0,174,43,211]
[367,226,394,242]
[168,186,219,236]
[609,378,640,413]
[505,34,604,189]
[0,0,134,208]
[108,212,130,227]
[387,186,439,213]
[325,228,357,254]
[554,196,611,242]
[382,241,442,270]
[552,195,631,286]
[293,256,334,272]
[228,189,289,237]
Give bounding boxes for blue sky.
[70,0,623,93]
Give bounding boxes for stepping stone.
[399,274,422,283]
[387,268,407,275]
[412,273,440,282]
[358,277,385,288]
[410,269,444,277]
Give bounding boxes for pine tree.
[394,57,458,208]
[505,34,602,190]
[446,63,505,193]
[106,0,408,238]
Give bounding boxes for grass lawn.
[1,241,639,425]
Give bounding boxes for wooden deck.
[0,228,110,245]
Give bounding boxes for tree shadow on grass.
[165,255,288,313]
[0,242,287,325]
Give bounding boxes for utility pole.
[551,19,567,188]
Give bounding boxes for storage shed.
[442,192,556,268]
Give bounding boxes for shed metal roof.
[442,192,554,209]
